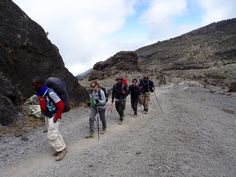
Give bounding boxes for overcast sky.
[13,0,236,75]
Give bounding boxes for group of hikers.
[31,75,155,161]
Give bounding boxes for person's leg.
[85,107,96,138]
[55,130,67,161]
[133,98,139,115]
[115,100,122,121]
[139,94,145,110]
[119,99,126,120]
[144,92,150,111]
[131,98,135,112]
[47,118,66,160]
[98,108,106,130]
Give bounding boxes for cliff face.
[0,0,88,126]
[87,18,236,88]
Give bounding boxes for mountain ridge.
[86,18,236,89]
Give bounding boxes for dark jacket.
[112,82,128,102]
[139,80,155,94]
[128,85,140,100]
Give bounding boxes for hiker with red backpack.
[139,75,155,113]
[128,78,141,116]
[111,76,128,124]
[32,76,68,161]
[86,80,107,138]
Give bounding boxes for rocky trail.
[0,84,235,177]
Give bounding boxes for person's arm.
[97,90,106,105]
[128,85,131,95]
[48,92,64,122]
[124,84,129,97]
[138,80,144,93]
[149,80,155,92]
[137,86,141,95]
[111,85,115,103]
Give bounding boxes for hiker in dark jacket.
[128,78,141,116]
[139,75,155,113]
[32,77,67,161]
[86,80,107,138]
[111,76,128,124]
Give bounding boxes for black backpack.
[98,87,109,103]
[45,77,70,112]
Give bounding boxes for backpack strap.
[98,89,102,100]
[45,88,56,105]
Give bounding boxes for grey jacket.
[89,89,106,109]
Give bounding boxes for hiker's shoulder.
[99,88,105,94]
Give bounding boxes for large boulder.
[0,0,88,126]
[89,51,140,80]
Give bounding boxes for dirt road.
[0,85,235,177]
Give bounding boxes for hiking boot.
[85,132,94,138]
[118,120,123,125]
[55,148,67,161]
[53,151,58,156]
[100,129,106,135]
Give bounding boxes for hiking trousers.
[46,117,66,152]
[139,92,150,110]
[115,99,126,121]
[89,107,106,132]
[131,98,139,114]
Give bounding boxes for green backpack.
[88,97,96,107]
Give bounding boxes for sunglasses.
[90,85,96,88]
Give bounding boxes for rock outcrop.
[89,51,140,81]
[0,0,88,126]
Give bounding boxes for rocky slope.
[88,18,236,89]
[0,0,88,126]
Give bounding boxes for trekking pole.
[96,106,100,141]
[153,91,164,114]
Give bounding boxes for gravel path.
[0,85,235,177]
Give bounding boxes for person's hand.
[53,116,59,123]
[87,102,91,107]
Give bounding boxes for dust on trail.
[0,84,235,177]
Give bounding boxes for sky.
[13,0,236,76]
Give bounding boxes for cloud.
[140,0,188,41]
[197,0,236,25]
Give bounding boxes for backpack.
[98,87,109,103]
[114,82,128,96]
[45,77,70,112]
[139,80,154,93]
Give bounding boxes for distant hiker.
[111,76,128,124]
[86,80,107,138]
[139,75,155,113]
[32,76,67,161]
[128,78,141,116]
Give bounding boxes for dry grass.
[0,116,44,136]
